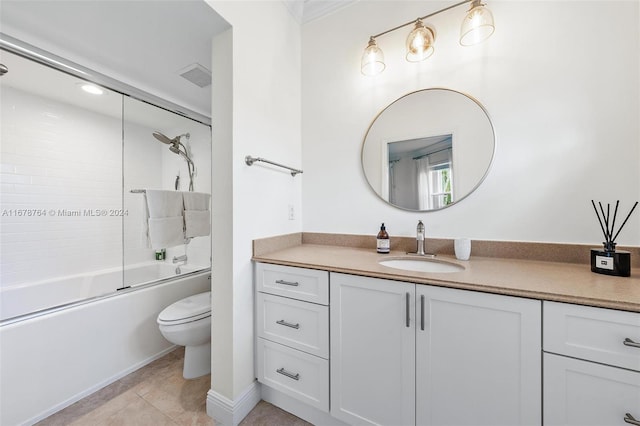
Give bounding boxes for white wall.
[207,0,303,409]
[302,0,640,246]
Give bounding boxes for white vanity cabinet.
[330,272,542,426]
[543,301,640,426]
[416,285,542,426]
[255,263,330,412]
[330,273,416,425]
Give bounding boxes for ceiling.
[285,0,357,23]
[0,0,356,119]
[1,49,190,131]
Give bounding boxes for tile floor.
[37,347,311,426]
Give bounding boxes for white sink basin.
[379,257,465,273]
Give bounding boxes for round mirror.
[361,88,495,211]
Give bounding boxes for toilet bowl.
[157,291,211,379]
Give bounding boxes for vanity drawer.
[256,263,329,305]
[544,301,640,371]
[257,293,329,358]
[256,338,329,412]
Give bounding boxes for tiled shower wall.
[1,86,123,288]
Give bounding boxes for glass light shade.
[361,38,385,76]
[460,1,495,46]
[406,20,435,62]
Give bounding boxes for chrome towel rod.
[245,155,303,177]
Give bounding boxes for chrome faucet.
[416,220,426,255]
[172,254,187,264]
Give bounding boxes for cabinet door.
[330,273,415,426]
[416,286,541,426]
[544,353,640,425]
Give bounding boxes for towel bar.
[245,155,303,177]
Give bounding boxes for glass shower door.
[0,50,124,319]
[122,96,211,288]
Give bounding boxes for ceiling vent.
[178,63,211,88]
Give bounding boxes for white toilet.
[157,291,211,379]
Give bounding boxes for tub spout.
[173,255,187,264]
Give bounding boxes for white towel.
[144,190,185,248]
[148,216,184,249]
[182,192,210,211]
[184,210,210,238]
[145,190,184,218]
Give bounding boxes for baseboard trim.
[206,381,261,426]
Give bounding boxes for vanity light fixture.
[360,0,495,76]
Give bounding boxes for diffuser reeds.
[591,200,638,252]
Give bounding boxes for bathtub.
[0,267,211,425]
[0,261,205,322]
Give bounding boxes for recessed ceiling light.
[78,83,105,95]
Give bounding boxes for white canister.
[454,238,471,260]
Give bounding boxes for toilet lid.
[157,291,211,325]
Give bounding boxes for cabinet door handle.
[420,295,425,331]
[406,292,410,327]
[276,367,300,381]
[623,338,640,349]
[624,413,640,425]
[275,279,299,287]
[276,319,300,329]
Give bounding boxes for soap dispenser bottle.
[377,223,390,254]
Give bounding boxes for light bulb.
[406,20,435,62]
[361,37,385,76]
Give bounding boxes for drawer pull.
[276,367,300,381]
[275,279,299,287]
[276,319,300,329]
[624,413,640,425]
[623,338,640,349]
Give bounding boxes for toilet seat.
[157,291,211,326]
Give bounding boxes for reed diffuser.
[590,200,638,277]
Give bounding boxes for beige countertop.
[253,243,640,313]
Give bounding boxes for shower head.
[153,131,174,145]
[152,131,190,145]
[169,145,180,154]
